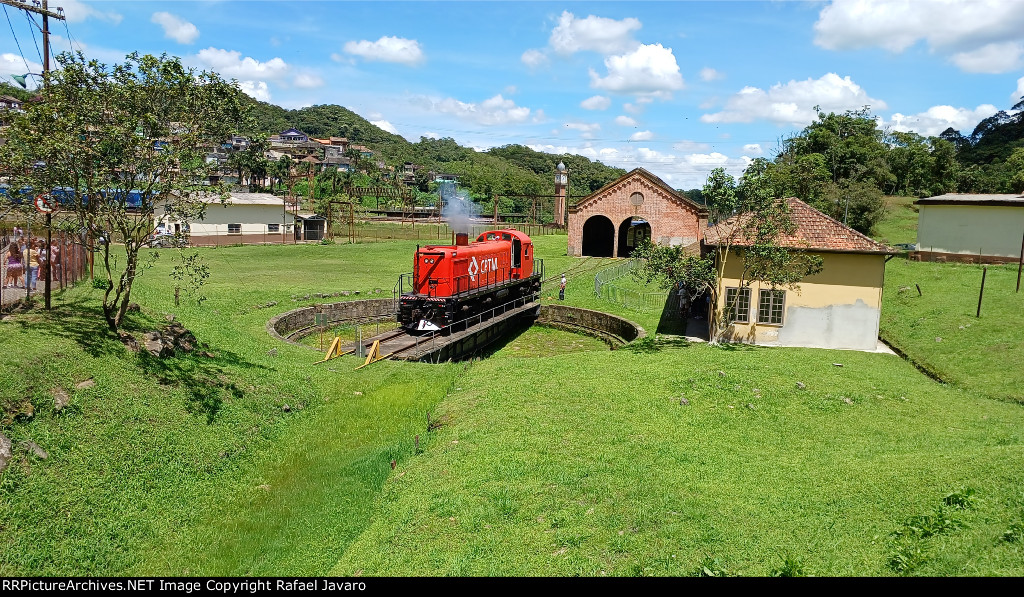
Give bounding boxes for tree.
[632,166,823,343]
[0,52,247,332]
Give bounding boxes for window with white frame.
[757,289,785,325]
[724,287,751,323]
[228,223,241,234]
[267,223,280,233]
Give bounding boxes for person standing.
[27,239,41,291]
[559,273,566,301]
[5,243,23,288]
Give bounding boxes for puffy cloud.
[525,142,751,188]
[423,132,441,140]
[814,0,1024,73]
[564,122,602,138]
[151,12,199,45]
[422,94,533,126]
[701,73,886,127]
[949,42,1024,74]
[549,11,642,55]
[1014,77,1024,104]
[743,143,764,155]
[60,0,122,25]
[238,81,271,102]
[589,44,684,96]
[1,53,43,78]
[580,95,611,110]
[521,49,548,68]
[615,115,638,127]
[293,73,325,89]
[699,67,724,81]
[344,36,424,66]
[371,120,399,134]
[630,130,654,141]
[885,104,999,136]
[195,48,290,81]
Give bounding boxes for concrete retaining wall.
[267,298,395,348]
[537,304,645,345]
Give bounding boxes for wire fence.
[1,225,92,311]
[593,258,671,312]
[184,222,567,247]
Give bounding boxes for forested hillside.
[244,97,626,204]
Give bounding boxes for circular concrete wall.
[267,298,395,349]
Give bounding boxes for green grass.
[2,230,1024,576]
[873,196,919,247]
[330,345,1024,576]
[881,258,1024,403]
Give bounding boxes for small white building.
[915,193,1024,263]
[161,192,296,245]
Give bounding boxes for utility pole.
[2,1,66,309]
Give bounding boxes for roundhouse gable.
[567,170,705,257]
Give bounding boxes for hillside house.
[159,192,295,245]
[705,197,896,351]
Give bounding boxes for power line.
[23,9,43,65]
[2,5,30,74]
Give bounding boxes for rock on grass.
[0,433,11,473]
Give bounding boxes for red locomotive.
[397,229,543,331]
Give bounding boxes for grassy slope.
[881,259,1024,403]
[331,345,1024,576]
[0,241,464,575]
[873,196,920,247]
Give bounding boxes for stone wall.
[267,299,395,347]
[537,304,645,345]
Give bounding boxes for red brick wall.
[567,172,704,257]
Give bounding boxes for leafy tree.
[632,166,823,343]
[0,52,246,332]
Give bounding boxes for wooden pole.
[977,266,987,318]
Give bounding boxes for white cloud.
[814,0,1024,73]
[60,0,122,25]
[525,142,750,189]
[743,143,764,155]
[615,115,638,127]
[549,11,642,55]
[1014,77,1024,105]
[949,42,1024,74]
[521,49,548,68]
[371,120,399,134]
[623,102,643,115]
[885,104,999,136]
[238,81,271,102]
[701,73,886,127]
[293,73,325,89]
[699,67,724,81]
[423,93,533,126]
[589,44,684,96]
[504,85,517,95]
[581,95,611,110]
[564,122,602,138]
[151,12,199,45]
[630,130,654,141]
[1,53,42,78]
[673,140,712,152]
[344,36,424,66]
[423,132,441,140]
[195,48,290,81]
[330,53,345,63]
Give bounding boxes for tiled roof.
[572,167,708,214]
[704,197,896,254]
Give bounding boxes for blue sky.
[2,0,1023,188]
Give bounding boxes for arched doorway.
[618,217,651,258]
[581,215,615,257]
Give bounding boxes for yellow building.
[704,198,897,351]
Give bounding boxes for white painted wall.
[161,203,295,236]
[917,205,1024,257]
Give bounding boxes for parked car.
[894,243,918,251]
